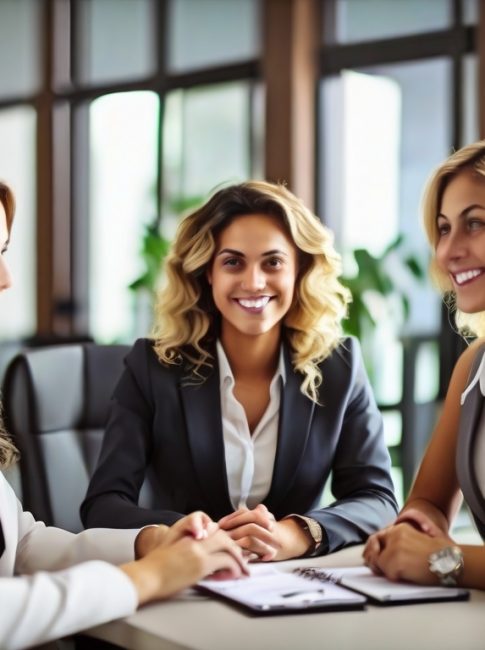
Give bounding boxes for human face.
[208,213,298,341]
[436,169,485,313]
[0,202,12,292]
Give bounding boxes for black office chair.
[2,343,130,532]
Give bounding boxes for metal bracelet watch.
[428,546,464,586]
[288,515,323,555]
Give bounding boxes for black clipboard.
[196,566,367,616]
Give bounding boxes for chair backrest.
[3,343,130,532]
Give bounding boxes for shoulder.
[318,336,363,374]
[451,338,485,390]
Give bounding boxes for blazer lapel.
[0,517,4,557]
[265,347,315,512]
[180,367,233,518]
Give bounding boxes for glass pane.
[320,58,450,402]
[462,54,479,146]
[327,0,451,44]
[89,92,159,342]
[0,0,41,98]
[414,341,440,403]
[167,0,260,72]
[162,81,253,236]
[0,107,37,339]
[77,0,155,84]
[462,0,478,25]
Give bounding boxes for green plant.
[128,223,171,295]
[341,235,425,341]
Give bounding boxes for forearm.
[459,545,485,589]
[401,498,452,533]
[81,493,184,529]
[309,491,398,554]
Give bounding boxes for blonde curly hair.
[422,140,485,337]
[152,180,350,403]
[0,180,19,469]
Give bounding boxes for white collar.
[461,350,485,405]
[216,340,286,390]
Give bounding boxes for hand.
[363,508,448,572]
[363,523,454,585]
[122,526,249,605]
[218,505,312,561]
[135,511,217,559]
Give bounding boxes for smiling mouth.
[235,296,272,310]
[452,269,485,286]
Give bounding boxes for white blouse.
[217,341,285,510]
[0,472,138,650]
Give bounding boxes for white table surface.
[86,545,485,650]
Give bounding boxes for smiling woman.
[82,180,398,561]
[364,140,485,591]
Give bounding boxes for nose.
[436,228,467,268]
[240,264,266,292]
[0,257,12,292]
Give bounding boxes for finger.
[218,508,249,527]
[219,508,275,532]
[205,553,248,580]
[234,536,278,562]
[225,523,280,548]
[201,531,249,574]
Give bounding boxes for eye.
[222,256,242,268]
[265,256,284,269]
[467,218,485,231]
[436,221,449,237]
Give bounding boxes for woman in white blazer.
[0,181,246,650]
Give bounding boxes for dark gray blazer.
[81,336,398,554]
[457,343,485,540]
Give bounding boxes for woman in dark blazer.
[82,180,398,560]
[364,140,485,589]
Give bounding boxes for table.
[85,545,485,650]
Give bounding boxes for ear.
[206,268,212,285]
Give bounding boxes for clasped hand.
[363,508,455,585]
[218,504,312,561]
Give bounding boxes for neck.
[220,327,281,380]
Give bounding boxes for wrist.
[120,558,163,605]
[134,525,167,559]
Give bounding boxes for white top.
[217,341,285,510]
[0,472,139,650]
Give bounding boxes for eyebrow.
[437,204,485,220]
[216,248,289,257]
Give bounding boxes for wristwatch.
[289,515,323,555]
[428,546,464,586]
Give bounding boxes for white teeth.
[455,269,483,285]
[238,297,270,309]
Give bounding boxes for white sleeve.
[0,561,138,650]
[15,499,139,573]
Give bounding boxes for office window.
[76,0,156,84]
[162,81,254,235]
[320,58,449,405]
[167,0,260,72]
[0,107,36,338]
[325,0,451,44]
[88,92,159,342]
[0,0,42,98]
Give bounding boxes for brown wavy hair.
[422,140,485,337]
[0,180,19,469]
[152,180,350,402]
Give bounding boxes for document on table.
[294,566,469,605]
[197,564,366,615]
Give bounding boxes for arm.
[399,342,482,530]
[309,338,398,553]
[81,339,185,528]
